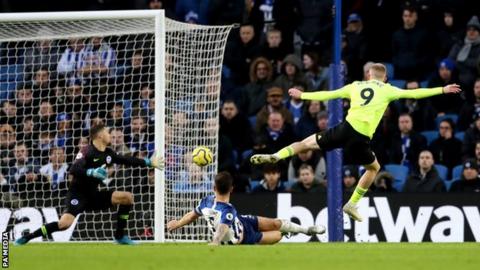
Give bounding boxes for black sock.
[115,205,131,239]
[24,222,60,242]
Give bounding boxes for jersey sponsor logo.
[226,213,234,221]
[75,152,83,160]
[70,199,79,206]
[106,156,112,164]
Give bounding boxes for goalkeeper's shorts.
[64,190,114,216]
[239,215,262,245]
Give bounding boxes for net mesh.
[0,13,233,242]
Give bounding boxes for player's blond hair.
[368,63,387,80]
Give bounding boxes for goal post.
[0,10,233,243]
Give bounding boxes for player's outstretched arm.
[209,224,229,246]
[113,151,165,170]
[442,84,462,94]
[289,86,350,101]
[167,210,200,232]
[390,83,461,100]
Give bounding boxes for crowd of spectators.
[1,0,480,203]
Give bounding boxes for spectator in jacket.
[391,6,432,80]
[255,87,293,132]
[295,101,323,140]
[343,13,368,82]
[220,100,253,154]
[429,119,462,170]
[302,51,329,91]
[428,58,461,115]
[435,11,463,61]
[251,163,285,193]
[290,164,325,193]
[256,111,295,155]
[458,79,480,130]
[343,165,359,193]
[287,149,326,183]
[259,28,288,76]
[274,54,312,99]
[403,150,445,192]
[389,113,427,169]
[240,57,273,116]
[448,16,480,98]
[450,159,480,192]
[462,111,480,159]
[224,23,260,85]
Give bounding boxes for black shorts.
[315,121,375,165]
[64,190,114,216]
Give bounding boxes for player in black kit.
[15,124,164,245]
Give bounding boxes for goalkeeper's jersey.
[195,195,243,245]
[301,80,442,138]
[69,144,147,193]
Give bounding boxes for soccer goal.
[0,10,233,242]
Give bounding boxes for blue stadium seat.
[434,164,448,180]
[444,179,458,192]
[0,64,23,83]
[250,180,261,191]
[241,149,253,162]
[420,130,438,145]
[285,180,296,189]
[383,62,394,80]
[389,79,406,88]
[384,164,409,192]
[452,165,463,180]
[455,132,465,142]
[248,115,256,128]
[420,80,428,88]
[0,65,8,82]
[435,114,458,128]
[0,81,16,102]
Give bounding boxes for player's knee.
[273,219,282,230]
[366,161,381,173]
[58,218,73,230]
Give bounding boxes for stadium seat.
[250,180,261,191]
[248,115,256,128]
[444,179,458,191]
[389,79,406,88]
[0,65,8,82]
[434,164,448,180]
[435,114,458,127]
[384,164,409,192]
[420,80,428,88]
[452,165,463,180]
[0,81,16,102]
[420,130,438,145]
[455,132,465,142]
[382,62,394,79]
[241,149,253,162]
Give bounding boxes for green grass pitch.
[9,243,480,270]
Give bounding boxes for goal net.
[0,10,233,242]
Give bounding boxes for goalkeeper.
[15,123,164,245]
[250,63,461,222]
[167,171,325,245]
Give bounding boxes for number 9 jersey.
[301,80,442,139]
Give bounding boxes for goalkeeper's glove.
[86,165,108,180]
[144,152,165,170]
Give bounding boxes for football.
[192,146,213,167]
